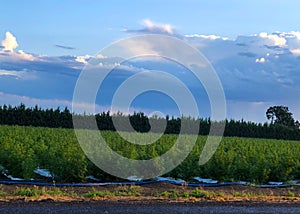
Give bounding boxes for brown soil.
[1,182,300,203]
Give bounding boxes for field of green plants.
[0,125,300,183]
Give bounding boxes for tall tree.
[266,106,299,128]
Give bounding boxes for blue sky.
[1,1,300,123]
[2,0,300,55]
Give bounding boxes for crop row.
[0,125,300,183]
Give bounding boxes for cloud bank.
[1,27,300,122]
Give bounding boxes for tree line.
[0,103,300,140]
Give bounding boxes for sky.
[2,0,300,55]
[1,0,300,123]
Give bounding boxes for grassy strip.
[0,185,299,201]
[84,185,141,198]
[13,186,72,197]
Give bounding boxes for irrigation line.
[0,180,296,188]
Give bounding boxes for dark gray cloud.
[264,45,282,50]
[235,43,247,47]
[54,45,75,50]
[0,52,10,56]
[238,52,257,58]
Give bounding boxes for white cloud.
[0,69,22,78]
[255,57,266,63]
[0,50,37,62]
[185,34,228,40]
[0,69,36,80]
[125,19,177,36]
[75,55,91,64]
[95,54,107,59]
[282,31,300,40]
[0,32,37,61]
[142,19,155,29]
[17,50,36,61]
[1,32,18,52]
[282,31,300,55]
[290,48,300,55]
[76,54,108,64]
[259,32,287,47]
[141,19,175,35]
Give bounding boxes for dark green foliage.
[1,125,300,183]
[1,104,300,140]
[0,104,73,128]
[266,106,299,128]
[0,126,87,181]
